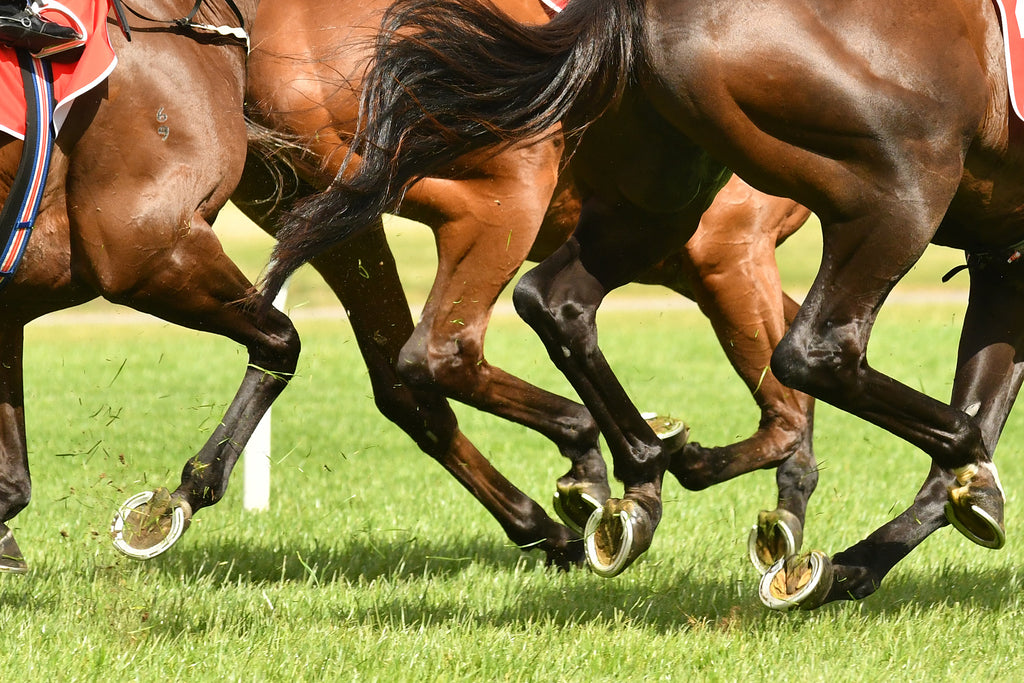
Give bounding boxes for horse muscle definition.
[0,0,301,570]
[222,0,816,571]
[262,0,1022,609]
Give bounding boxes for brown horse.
[219,0,818,571]
[263,0,1021,608]
[0,0,301,571]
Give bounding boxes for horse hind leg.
[397,166,610,535]
[761,205,1021,610]
[312,220,584,567]
[104,210,300,560]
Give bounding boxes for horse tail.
[259,0,646,302]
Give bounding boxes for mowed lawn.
[3,207,1023,680]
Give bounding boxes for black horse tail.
[260,0,647,302]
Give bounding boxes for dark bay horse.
[223,0,816,570]
[262,0,1021,608]
[0,0,301,570]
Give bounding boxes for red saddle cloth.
[995,0,1024,121]
[0,0,116,140]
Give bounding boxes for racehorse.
[261,0,1020,609]
[226,0,817,570]
[0,0,301,570]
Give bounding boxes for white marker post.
[242,281,289,511]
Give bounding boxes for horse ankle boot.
[0,1,82,52]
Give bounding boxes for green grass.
[3,207,1012,681]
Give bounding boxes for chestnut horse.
[263,0,1020,609]
[0,0,301,571]
[219,0,815,570]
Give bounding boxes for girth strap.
[0,51,56,291]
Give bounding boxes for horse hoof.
[758,550,833,611]
[552,476,609,534]
[110,488,193,560]
[583,498,654,577]
[747,508,803,574]
[642,412,689,453]
[0,529,28,574]
[552,489,603,535]
[945,462,1005,549]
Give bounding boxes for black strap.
[0,51,54,288]
[117,0,245,33]
[110,0,133,41]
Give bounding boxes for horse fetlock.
[584,497,656,577]
[543,534,586,571]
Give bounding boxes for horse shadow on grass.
[128,533,1024,636]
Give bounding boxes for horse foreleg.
[772,206,1007,554]
[0,326,29,573]
[107,212,300,559]
[643,180,818,571]
[312,221,584,567]
[400,172,609,534]
[512,194,702,576]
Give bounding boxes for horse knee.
[395,333,443,390]
[396,331,486,398]
[511,268,552,329]
[771,325,865,402]
[513,267,598,348]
